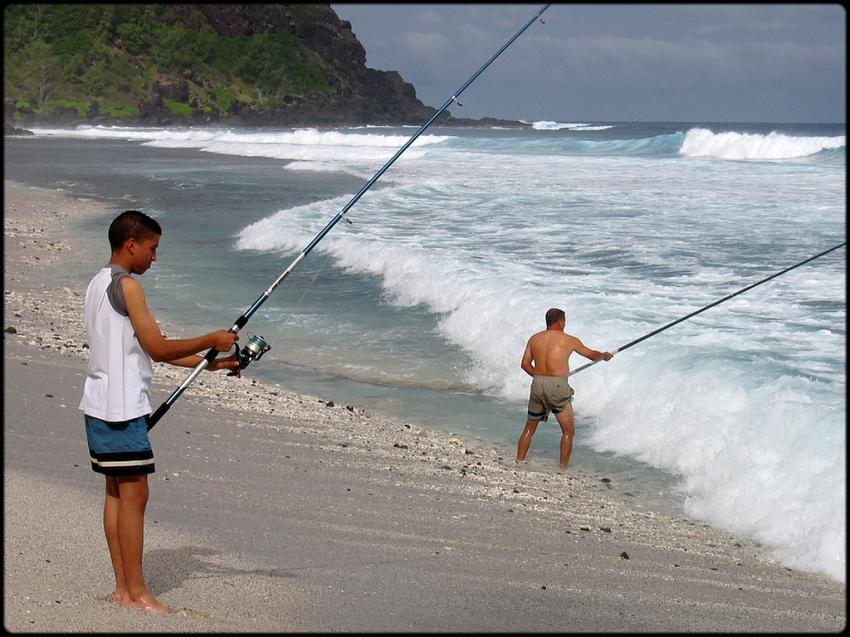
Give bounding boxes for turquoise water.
[6,120,845,581]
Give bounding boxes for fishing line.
[569,241,846,377]
[434,57,503,126]
[263,73,495,357]
[429,31,536,133]
[148,3,553,430]
[261,55,517,364]
[257,246,337,361]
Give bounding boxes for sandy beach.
[3,179,846,631]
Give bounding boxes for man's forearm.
[166,354,204,368]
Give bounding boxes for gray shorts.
[527,376,574,422]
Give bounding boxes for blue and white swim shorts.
[84,414,155,475]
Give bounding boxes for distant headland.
[4,4,529,129]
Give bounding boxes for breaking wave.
[680,127,845,161]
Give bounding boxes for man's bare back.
[521,322,611,379]
[523,330,587,377]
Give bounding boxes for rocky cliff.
[4,4,522,128]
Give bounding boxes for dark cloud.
[332,4,845,123]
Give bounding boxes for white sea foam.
[526,120,615,131]
[235,134,845,582]
[30,126,452,173]
[31,125,173,140]
[144,128,450,173]
[680,127,845,160]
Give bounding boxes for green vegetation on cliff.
[3,3,437,126]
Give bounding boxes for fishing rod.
[148,3,552,430]
[569,241,846,377]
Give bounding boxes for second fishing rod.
[568,241,846,378]
[148,3,552,430]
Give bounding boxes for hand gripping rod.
[569,241,846,378]
[148,4,552,430]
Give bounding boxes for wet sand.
[3,180,846,631]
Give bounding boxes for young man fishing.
[79,210,240,613]
[517,308,613,469]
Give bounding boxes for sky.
[331,3,846,123]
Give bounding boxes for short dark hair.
[108,210,162,251]
[545,308,565,327]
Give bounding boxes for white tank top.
[79,266,153,420]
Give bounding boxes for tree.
[82,59,107,96]
[19,39,60,109]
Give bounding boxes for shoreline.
[6,114,534,135]
[3,180,846,631]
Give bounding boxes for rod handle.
[147,347,221,431]
[147,402,170,430]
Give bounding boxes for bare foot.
[111,590,126,604]
[121,594,170,614]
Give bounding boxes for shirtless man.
[517,308,613,469]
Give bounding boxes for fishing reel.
[231,334,271,373]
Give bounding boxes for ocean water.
[6,120,845,582]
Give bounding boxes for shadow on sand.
[145,545,299,598]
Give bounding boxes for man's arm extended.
[122,276,237,362]
[574,338,613,362]
[168,353,240,374]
